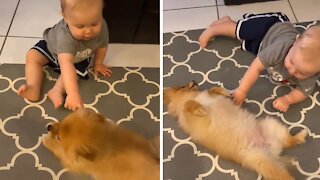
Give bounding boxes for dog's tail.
[242,151,295,180]
[148,136,160,162]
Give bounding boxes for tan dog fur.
[42,108,159,180]
[164,82,307,180]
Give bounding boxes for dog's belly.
[192,94,270,156]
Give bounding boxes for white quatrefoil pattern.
[0,65,159,180]
[163,21,320,180]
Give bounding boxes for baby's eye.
[76,25,85,29]
[290,58,294,65]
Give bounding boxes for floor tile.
[105,44,160,68]
[9,0,61,37]
[217,0,225,6]
[289,0,320,22]
[164,7,218,33]
[0,37,159,68]
[0,37,40,64]
[218,1,297,23]
[164,0,215,10]
[0,0,19,36]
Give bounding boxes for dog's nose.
[46,123,53,132]
[191,80,198,87]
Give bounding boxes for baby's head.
[284,25,320,80]
[60,0,104,41]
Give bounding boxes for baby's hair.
[60,0,103,13]
[297,24,320,71]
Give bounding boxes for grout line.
[287,0,299,23]
[163,5,224,12]
[0,0,21,56]
[216,0,220,19]
[6,35,42,39]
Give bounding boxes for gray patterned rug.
[163,21,320,180]
[0,64,159,180]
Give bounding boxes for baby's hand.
[232,88,247,105]
[64,93,84,111]
[273,96,289,112]
[93,64,112,77]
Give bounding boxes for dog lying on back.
[164,81,307,180]
[42,108,159,180]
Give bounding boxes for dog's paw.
[208,87,230,97]
[184,100,207,117]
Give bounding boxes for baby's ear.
[76,145,97,161]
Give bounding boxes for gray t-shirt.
[43,19,109,63]
[258,22,319,96]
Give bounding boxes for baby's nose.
[84,27,92,34]
[288,67,296,76]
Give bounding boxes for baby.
[18,0,111,111]
[199,12,320,112]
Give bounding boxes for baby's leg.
[199,16,237,48]
[48,75,65,109]
[17,49,48,101]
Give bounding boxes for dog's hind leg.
[282,129,307,149]
[241,151,294,180]
[259,118,307,151]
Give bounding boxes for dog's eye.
[56,135,61,141]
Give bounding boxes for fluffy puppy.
[164,81,307,180]
[42,108,159,180]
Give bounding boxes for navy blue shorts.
[31,40,91,80]
[235,12,290,55]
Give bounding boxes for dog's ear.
[163,88,171,105]
[76,145,97,161]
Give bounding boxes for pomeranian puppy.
[42,108,159,180]
[164,81,307,180]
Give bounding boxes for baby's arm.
[58,53,83,111]
[273,88,307,112]
[233,57,265,105]
[93,47,112,77]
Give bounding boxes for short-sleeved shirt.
[258,22,319,96]
[43,19,109,63]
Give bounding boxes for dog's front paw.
[208,87,230,97]
[184,100,207,117]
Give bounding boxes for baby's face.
[64,6,103,41]
[284,42,318,80]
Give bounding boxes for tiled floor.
[0,0,159,68]
[164,0,320,32]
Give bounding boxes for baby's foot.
[48,88,64,109]
[199,16,232,48]
[199,26,217,48]
[210,16,231,26]
[17,84,40,101]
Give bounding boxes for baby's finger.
[101,69,112,77]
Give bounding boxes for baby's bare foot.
[210,16,231,26]
[17,84,39,101]
[199,16,232,48]
[48,88,64,109]
[199,26,216,48]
